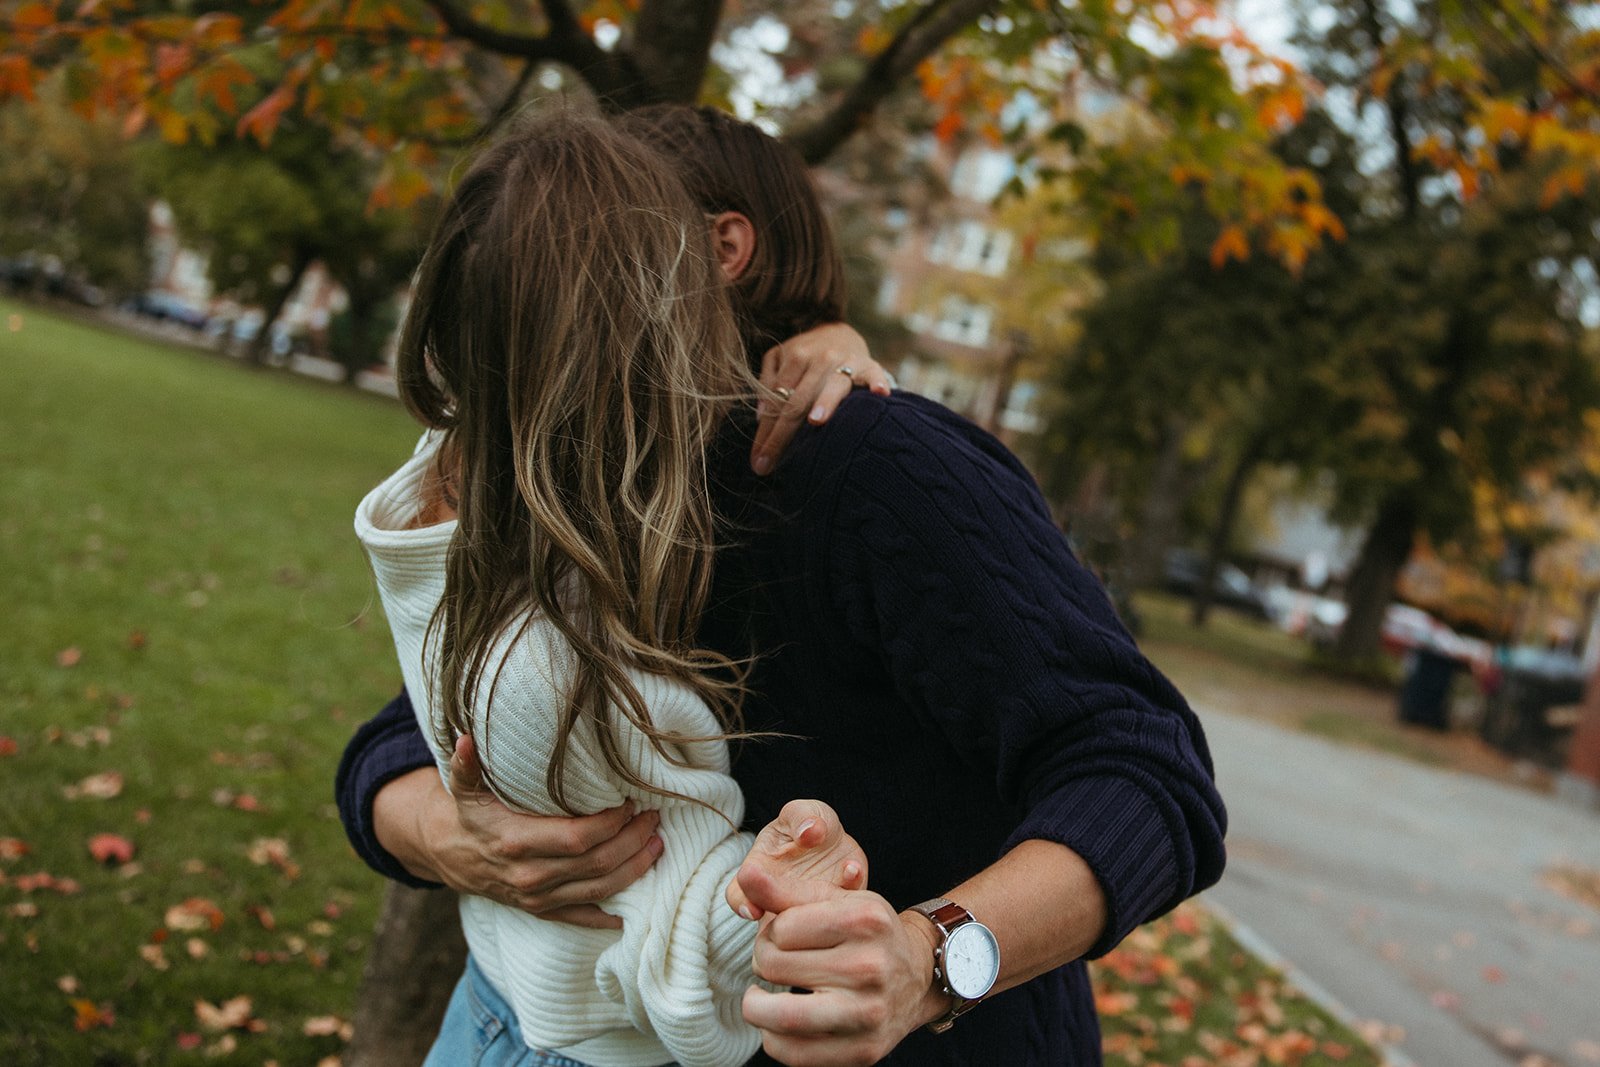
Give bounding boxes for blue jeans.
[424,955,596,1067]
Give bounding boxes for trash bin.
[1399,648,1458,730]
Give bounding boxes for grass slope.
[1,300,417,1064]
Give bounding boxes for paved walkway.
[1201,709,1600,1067]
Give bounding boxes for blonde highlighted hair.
[396,111,757,812]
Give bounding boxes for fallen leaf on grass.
[8,901,40,918]
[70,998,115,1031]
[302,1015,353,1040]
[0,837,29,860]
[176,1032,202,1050]
[56,975,79,994]
[139,944,170,971]
[0,736,17,756]
[56,647,82,668]
[87,833,135,865]
[165,897,224,932]
[246,837,300,879]
[194,994,264,1033]
[186,938,210,959]
[14,872,81,895]
[126,630,147,650]
[205,1033,238,1056]
[63,771,123,800]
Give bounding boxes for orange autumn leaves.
[1090,903,1378,1067]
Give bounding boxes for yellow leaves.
[1254,84,1305,132]
[1541,165,1589,209]
[1301,202,1346,242]
[856,25,892,56]
[1209,225,1249,270]
[1478,99,1531,143]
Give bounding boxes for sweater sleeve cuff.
[335,716,444,890]
[1004,774,1183,959]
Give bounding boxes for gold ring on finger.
[774,386,794,402]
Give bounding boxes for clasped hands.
[427,737,940,1065]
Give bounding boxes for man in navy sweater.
[338,388,1227,1064]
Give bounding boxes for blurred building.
[867,138,1066,443]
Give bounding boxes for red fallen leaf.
[126,630,147,650]
[87,833,135,865]
[149,927,168,944]
[165,897,224,932]
[56,646,82,668]
[0,735,17,756]
[233,793,261,812]
[135,808,152,824]
[0,837,29,860]
[70,998,115,1031]
[322,900,342,919]
[175,1032,202,1050]
[1483,965,1507,983]
[1172,907,1202,937]
[15,871,81,894]
[246,904,276,930]
[1321,1040,1353,1061]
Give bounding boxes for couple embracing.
[337,104,1226,1067]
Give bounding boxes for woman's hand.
[376,735,663,929]
[726,799,867,921]
[734,864,945,1066]
[752,323,893,475]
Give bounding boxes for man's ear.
[710,211,756,282]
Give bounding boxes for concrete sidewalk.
[1200,709,1600,1067]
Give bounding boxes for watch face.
[943,922,1000,1000]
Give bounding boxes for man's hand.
[734,864,945,1066]
[752,323,893,476]
[376,735,662,929]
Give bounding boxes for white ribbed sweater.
[355,436,760,1067]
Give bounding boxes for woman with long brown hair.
[355,112,868,1067]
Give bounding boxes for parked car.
[128,291,209,330]
[1160,549,1272,620]
[1305,601,1492,670]
[1476,645,1586,766]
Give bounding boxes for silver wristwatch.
[909,897,1000,1033]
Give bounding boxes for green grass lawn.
[0,300,418,1064]
[0,300,1380,1066]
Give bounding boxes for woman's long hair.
[395,112,756,813]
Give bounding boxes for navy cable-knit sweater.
[336,392,1227,1065]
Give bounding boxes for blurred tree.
[0,83,147,294]
[1300,0,1600,662]
[140,124,429,374]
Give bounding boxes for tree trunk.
[345,885,467,1067]
[247,250,313,365]
[1332,492,1418,662]
[1191,434,1265,628]
[1123,415,1192,594]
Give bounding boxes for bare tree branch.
[785,0,1000,165]
[422,0,656,108]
